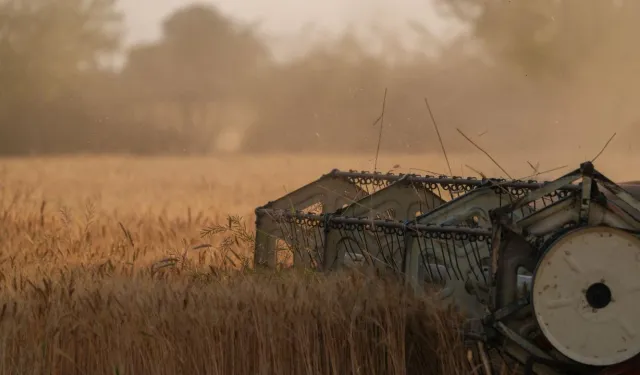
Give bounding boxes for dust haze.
[1,0,639,163]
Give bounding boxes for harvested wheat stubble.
[0,269,469,375]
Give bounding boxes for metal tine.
[275,215,316,268]
[417,237,438,282]
[263,209,500,310]
[308,225,325,267]
[321,175,573,271]
[411,226,492,285]
[408,184,575,246]
[400,182,577,291]
[340,226,366,265]
[257,208,491,270]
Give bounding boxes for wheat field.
[0,152,636,374]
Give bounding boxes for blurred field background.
[2,0,640,373]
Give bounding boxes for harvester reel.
[532,226,640,366]
[254,161,640,375]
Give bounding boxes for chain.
[332,169,577,200]
[257,208,492,241]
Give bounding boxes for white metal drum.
[532,226,640,366]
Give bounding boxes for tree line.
[1,0,639,156]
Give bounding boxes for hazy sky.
[116,0,463,57]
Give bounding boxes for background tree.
[0,0,122,154]
[121,4,270,153]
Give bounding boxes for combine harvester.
[253,161,640,375]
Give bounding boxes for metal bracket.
[579,161,594,224]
